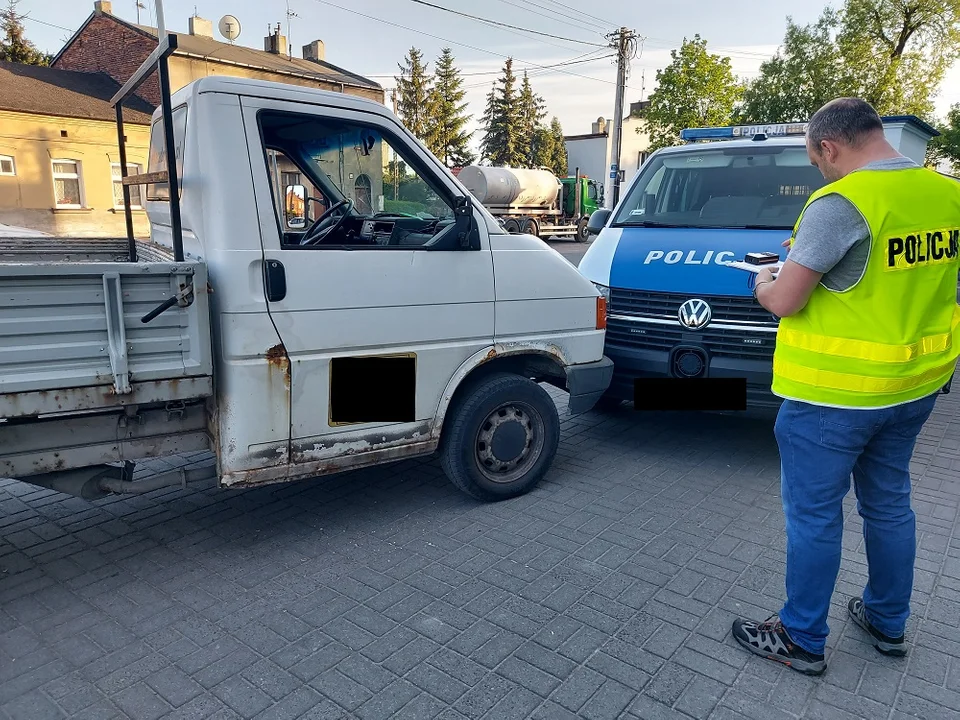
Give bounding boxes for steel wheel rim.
[474,400,545,484]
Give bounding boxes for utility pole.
[606,26,638,208]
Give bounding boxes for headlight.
[593,283,610,302]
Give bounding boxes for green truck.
[457,165,603,242]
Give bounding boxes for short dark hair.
[807,98,884,151]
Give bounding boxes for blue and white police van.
[578,117,940,412]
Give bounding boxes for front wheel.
[440,373,560,501]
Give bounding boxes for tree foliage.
[738,11,846,123]
[425,48,475,167]
[479,58,526,167]
[740,0,960,123]
[643,35,742,150]
[529,117,568,176]
[929,104,960,172]
[0,0,51,66]
[518,72,547,167]
[394,47,434,143]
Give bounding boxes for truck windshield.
[612,145,826,230]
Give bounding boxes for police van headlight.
[593,283,610,302]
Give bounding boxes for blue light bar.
[680,122,810,143]
[680,127,735,141]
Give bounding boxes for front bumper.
[603,325,782,413]
[566,356,615,414]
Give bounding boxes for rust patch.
[484,347,497,362]
[266,344,291,389]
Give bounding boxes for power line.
[401,0,605,48]
[487,0,612,35]
[21,15,74,33]
[308,0,639,91]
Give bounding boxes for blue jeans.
[773,393,939,655]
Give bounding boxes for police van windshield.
[613,145,826,230]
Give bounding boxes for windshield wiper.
[615,220,686,228]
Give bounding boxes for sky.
[20,0,960,149]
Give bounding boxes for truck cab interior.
[259,111,461,249]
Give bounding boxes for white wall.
[565,116,652,209]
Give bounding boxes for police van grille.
[606,317,775,360]
[610,288,776,326]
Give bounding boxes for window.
[259,110,458,249]
[0,155,14,176]
[613,145,826,230]
[52,160,83,208]
[354,174,372,214]
[147,105,188,201]
[112,163,142,209]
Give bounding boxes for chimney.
[303,40,326,63]
[593,117,607,135]
[189,15,214,38]
[264,25,287,55]
[94,0,112,13]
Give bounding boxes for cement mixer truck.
[458,166,603,243]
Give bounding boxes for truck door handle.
[263,259,287,302]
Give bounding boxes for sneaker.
[732,615,827,676]
[848,598,907,657]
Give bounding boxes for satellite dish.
[218,15,241,42]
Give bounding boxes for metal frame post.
[115,103,137,261]
[157,54,184,262]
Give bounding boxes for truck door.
[239,96,495,478]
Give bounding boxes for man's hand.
[754,260,824,317]
[782,238,791,248]
[756,267,775,285]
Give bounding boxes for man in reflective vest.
[732,98,960,676]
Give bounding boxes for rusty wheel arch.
[437,351,567,444]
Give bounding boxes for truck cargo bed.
[0,238,213,421]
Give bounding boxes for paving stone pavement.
[2,386,960,720]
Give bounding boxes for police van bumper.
[602,341,783,414]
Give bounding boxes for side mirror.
[454,196,480,250]
[586,208,612,236]
[284,184,307,229]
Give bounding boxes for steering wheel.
[301,199,353,246]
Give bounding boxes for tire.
[503,218,522,234]
[440,373,560,502]
[523,217,540,238]
[576,216,590,243]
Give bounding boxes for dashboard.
[360,219,396,246]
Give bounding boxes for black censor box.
[744,252,781,266]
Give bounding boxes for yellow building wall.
[0,111,151,237]
[168,57,385,105]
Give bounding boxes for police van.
[578,117,941,412]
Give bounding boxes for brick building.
[53,2,383,107]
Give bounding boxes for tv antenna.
[285,0,299,58]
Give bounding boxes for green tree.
[836,0,960,118]
[425,48,475,167]
[741,0,960,123]
[479,58,525,167]
[531,126,554,169]
[643,35,742,150]
[394,47,434,143]
[518,72,546,167]
[738,10,847,123]
[929,104,960,172]
[548,117,568,177]
[0,0,51,66]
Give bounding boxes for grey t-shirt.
[788,156,920,291]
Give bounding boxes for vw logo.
[678,298,712,329]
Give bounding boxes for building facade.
[0,62,153,237]
[0,0,383,237]
[565,103,652,209]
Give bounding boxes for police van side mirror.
[586,209,612,236]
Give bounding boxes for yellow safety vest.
[772,167,960,409]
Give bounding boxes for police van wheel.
[441,373,560,502]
